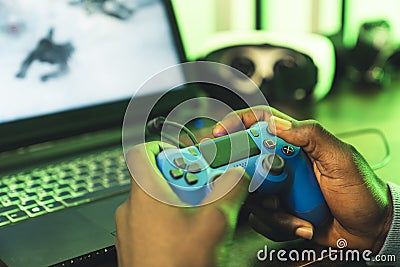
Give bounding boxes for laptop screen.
[0,0,185,124]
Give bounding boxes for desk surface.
[312,80,400,185]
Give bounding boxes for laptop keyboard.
[0,147,130,227]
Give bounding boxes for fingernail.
[270,116,292,131]
[296,227,314,240]
[212,124,226,137]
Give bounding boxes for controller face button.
[262,154,285,176]
[187,163,202,173]
[263,139,276,149]
[281,145,295,156]
[185,173,199,185]
[174,157,187,169]
[250,129,259,137]
[188,148,198,156]
[170,169,184,179]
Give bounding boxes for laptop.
[0,1,191,266]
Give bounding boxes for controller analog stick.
[262,154,285,176]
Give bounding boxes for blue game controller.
[156,122,330,227]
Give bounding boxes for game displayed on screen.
[0,0,184,124]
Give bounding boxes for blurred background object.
[0,1,26,36]
[172,0,400,92]
[194,31,335,107]
[344,19,400,88]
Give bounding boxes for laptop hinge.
[0,127,125,173]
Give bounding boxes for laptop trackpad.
[76,193,127,233]
[0,194,127,267]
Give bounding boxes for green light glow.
[343,0,400,48]
[261,0,341,35]
[262,0,313,33]
[172,0,216,60]
[172,0,256,61]
[230,0,256,31]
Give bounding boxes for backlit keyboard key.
[7,210,28,222]
[75,187,88,195]
[44,201,64,212]
[0,215,10,227]
[26,206,47,217]
[19,200,37,209]
[0,184,7,192]
[27,183,41,190]
[56,191,72,200]
[0,147,127,223]
[1,197,20,206]
[0,205,20,215]
[37,195,55,204]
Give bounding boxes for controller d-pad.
[174,157,187,169]
[170,169,184,179]
[185,173,198,185]
[281,145,295,156]
[187,163,202,173]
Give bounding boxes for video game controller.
[156,121,330,227]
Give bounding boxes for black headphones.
[193,31,335,105]
[199,44,318,104]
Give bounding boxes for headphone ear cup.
[195,48,257,108]
[230,57,256,78]
[200,45,319,104]
[271,53,318,102]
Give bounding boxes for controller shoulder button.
[185,173,199,185]
[173,157,187,169]
[250,129,259,137]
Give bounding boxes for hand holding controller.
[156,121,330,227]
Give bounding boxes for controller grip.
[286,151,330,227]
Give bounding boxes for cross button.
[281,145,295,156]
